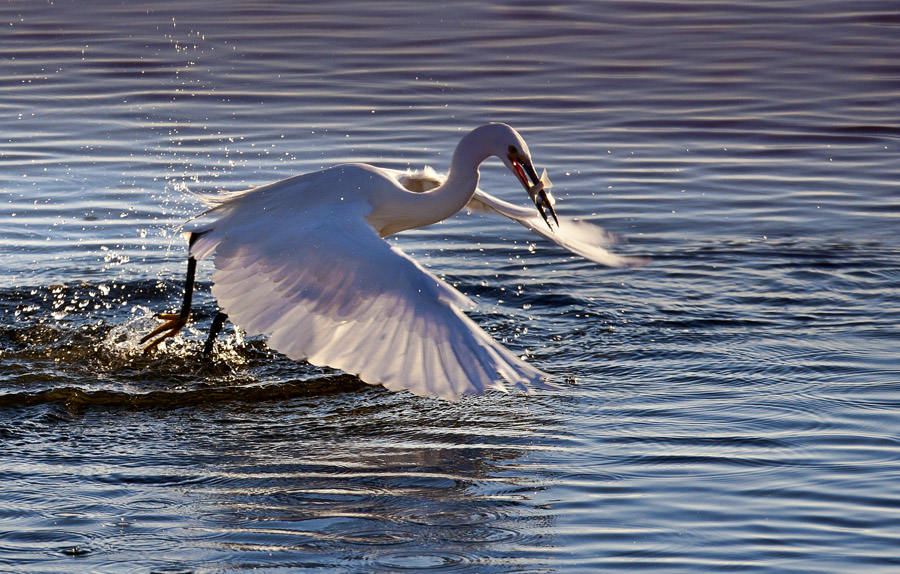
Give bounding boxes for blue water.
[2,1,899,572]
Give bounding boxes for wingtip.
[621,255,652,269]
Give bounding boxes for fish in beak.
[508,149,559,230]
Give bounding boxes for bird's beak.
[509,152,559,229]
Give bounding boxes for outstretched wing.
[190,200,551,400]
[394,167,648,268]
[467,190,650,268]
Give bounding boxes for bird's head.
[489,124,559,230]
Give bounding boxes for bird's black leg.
[202,312,229,357]
[141,245,198,352]
[179,256,196,319]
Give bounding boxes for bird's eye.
[508,145,518,155]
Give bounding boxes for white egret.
[142,123,645,400]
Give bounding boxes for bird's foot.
[140,313,190,353]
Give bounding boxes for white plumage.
[147,124,645,400]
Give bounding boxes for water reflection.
[193,409,555,571]
[1,389,558,572]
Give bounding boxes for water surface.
[2,1,899,572]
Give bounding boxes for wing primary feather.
[367,305,412,387]
[441,335,489,397]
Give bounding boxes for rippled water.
[2,1,899,572]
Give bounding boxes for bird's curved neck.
[372,128,496,237]
[428,129,493,219]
